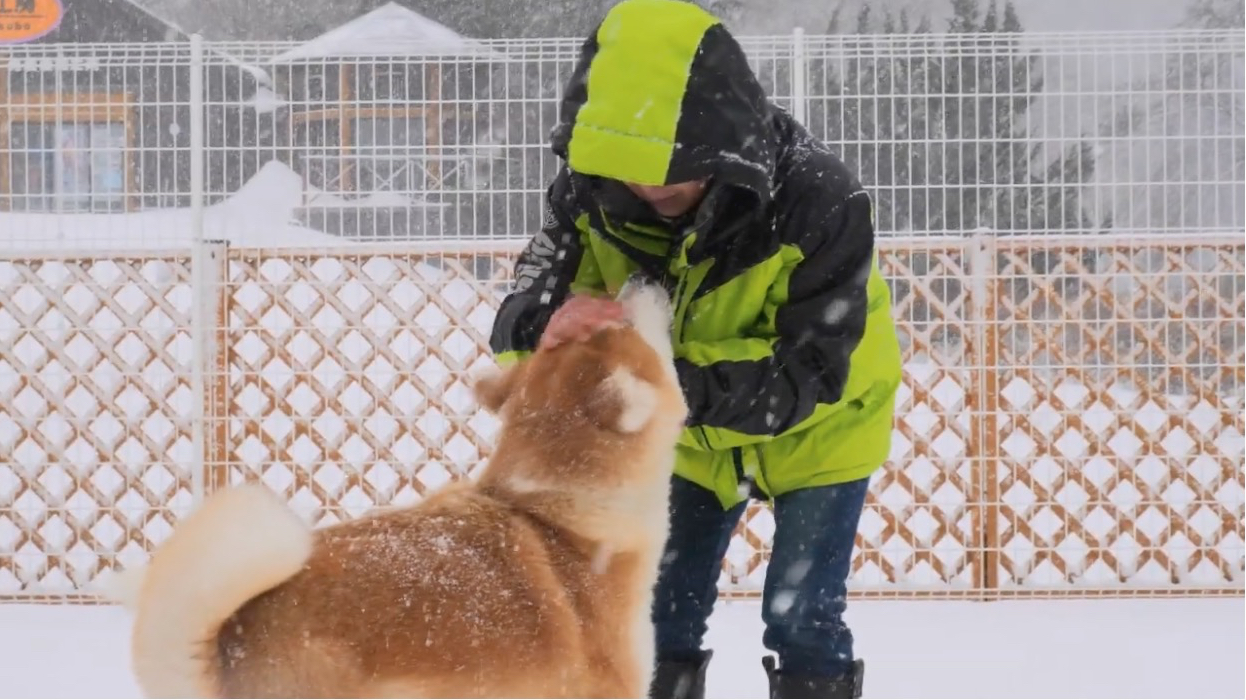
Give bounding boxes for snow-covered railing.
[0,234,1240,602]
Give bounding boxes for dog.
[105,279,687,698]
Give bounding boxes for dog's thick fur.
[108,281,687,698]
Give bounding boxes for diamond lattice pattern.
[1,240,1242,599]
[992,242,1245,589]
[0,257,197,596]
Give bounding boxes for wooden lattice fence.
[0,236,1242,601]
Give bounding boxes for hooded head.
[550,0,776,206]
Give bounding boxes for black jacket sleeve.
[489,169,594,359]
[676,184,876,439]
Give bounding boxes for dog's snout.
[613,279,677,378]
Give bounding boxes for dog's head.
[475,279,687,481]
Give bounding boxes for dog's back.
[213,484,649,698]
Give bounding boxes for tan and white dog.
[105,280,687,698]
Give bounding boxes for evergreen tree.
[815,3,936,233]
[817,0,1100,236]
[1178,0,1245,29]
[1098,0,1244,233]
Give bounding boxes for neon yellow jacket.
[489,0,902,509]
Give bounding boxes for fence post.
[791,26,808,125]
[206,242,231,494]
[188,34,211,505]
[189,34,205,245]
[968,232,1000,599]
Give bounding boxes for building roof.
[131,0,617,42]
[271,2,499,62]
[117,0,191,38]
[131,0,436,42]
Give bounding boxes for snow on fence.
[0,30,1243,601]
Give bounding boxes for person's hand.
[539,294,628,350]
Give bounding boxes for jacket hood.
[550,0,777,202]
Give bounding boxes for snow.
[242,85,288,114]
[0,597,1241,698]
[0,161,350,253]
[269,2,501,63]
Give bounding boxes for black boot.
[762,655,864,699]
[648,650,713,699]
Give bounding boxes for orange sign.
[0,0,63,44]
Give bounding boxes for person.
[488,0,902,697]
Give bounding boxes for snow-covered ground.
[0,597,1241,698]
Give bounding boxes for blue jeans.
[652,474,870,678]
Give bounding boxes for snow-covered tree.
[1097,0,1244,233]
[815,0,1101,236]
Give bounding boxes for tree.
[815,0,1101,236]
[1097,0,1244,233]
[815,4,933,232]
[1178,0,1245,29]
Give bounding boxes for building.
[264,2,506,239]
[0,0,284,214]
[1,0,514,241]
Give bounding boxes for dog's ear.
[588,365,658,433]
[473,363,525,414]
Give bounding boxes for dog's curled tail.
[112,483,314,698]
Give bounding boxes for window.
[293,112,435,196]
[305,73,328,102]
[8,121,127,212]
[286,62,457,198]
[353,116,427,194]
[360,65,419,102]
[294,117,344,193]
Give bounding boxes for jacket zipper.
[732,446,760,500]
[731,447,746,484]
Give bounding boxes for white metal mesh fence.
[3,31,1242,243]
[0,29,1242,601]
